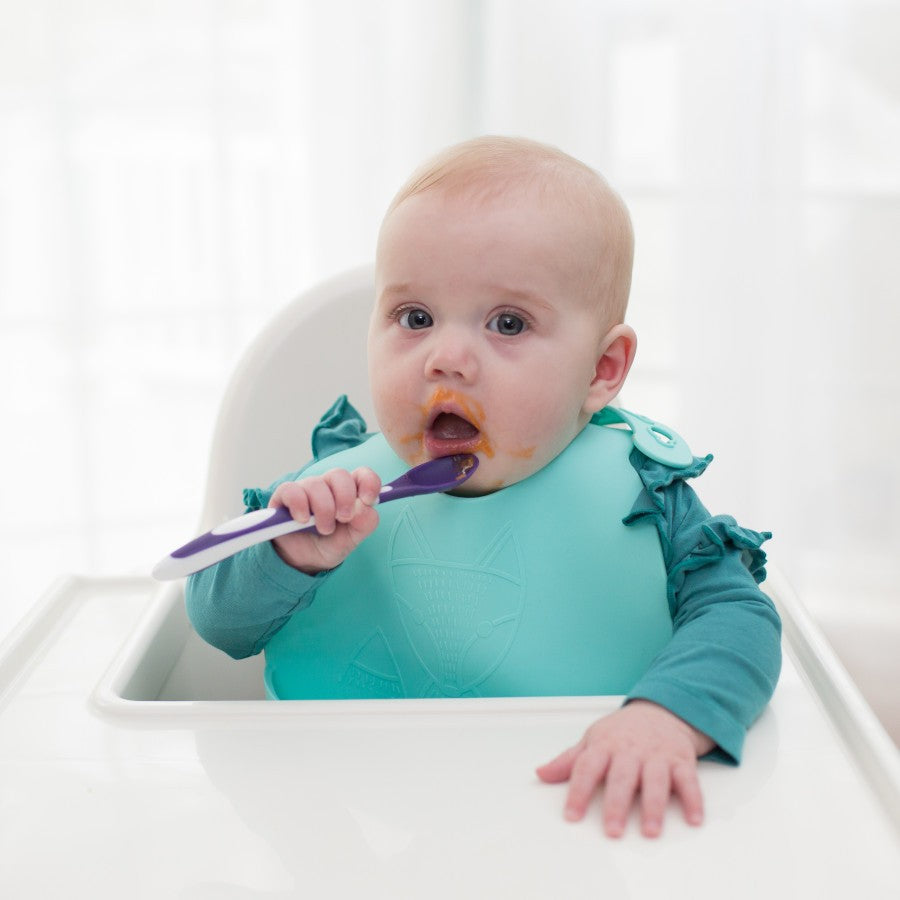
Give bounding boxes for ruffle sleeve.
[310,394,371,460]
[623,449,772,613]
[242,395,372,511]
[621,448,780,764]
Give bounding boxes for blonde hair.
[381,136,634,323]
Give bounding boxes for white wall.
[3,1,899,698]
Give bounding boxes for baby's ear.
[583,324,637,415]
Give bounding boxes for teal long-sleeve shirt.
[186,398,781,764]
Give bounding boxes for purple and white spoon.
[152,453,478,580]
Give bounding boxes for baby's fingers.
[269,481,312,523]
[600,754,641,838]
[270,469,367,536]
[300,477,342,533]
[535,743,581,785]
[639,758,671,838]
[352,467,381,507]
[672,761,704,827]
[562,746,612,823]
[321,468,366,527]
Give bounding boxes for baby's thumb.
[535,744,580,783]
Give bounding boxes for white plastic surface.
[0,573,898,898]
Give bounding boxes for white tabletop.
[0,574,898,899]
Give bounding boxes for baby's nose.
[425,332,478,382]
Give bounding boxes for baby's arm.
[185,465,381,658]
[536,700,714,838]
[536,472,780,839]
[535,558,777,839]
[268,466,381,573]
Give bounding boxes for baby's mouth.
[430,412,480,441]
[418,388,494,462]
[424,409,483,457]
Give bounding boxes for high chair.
[0,268,898,897]
[198,264,377,529]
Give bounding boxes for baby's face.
[368,185,614,494]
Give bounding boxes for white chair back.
[198,266,376,528]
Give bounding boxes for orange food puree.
[422,388,495,458]
[509,445,535,459]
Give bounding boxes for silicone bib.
[264,418,675,699]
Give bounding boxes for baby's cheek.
[383,425,427,466]
[508,445,536,460]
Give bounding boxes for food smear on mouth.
[397,430,427,464]
[421,387,494,458]
[399,430,425,446]
[423,387,485,429]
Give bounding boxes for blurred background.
[1,1,898,737]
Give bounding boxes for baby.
[186,136,781,838]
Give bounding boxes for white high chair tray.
[0,569,897,898]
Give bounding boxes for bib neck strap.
[591,407,694,469]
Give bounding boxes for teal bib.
[264,420,674,699]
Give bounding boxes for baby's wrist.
[669,709,715,756]
[687,727,716,757]
[271,538,328,575]
[629,699,716,756]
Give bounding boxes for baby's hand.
[268,467,381,574]
[536,700,715,838]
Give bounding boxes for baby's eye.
[398,308,433,330]
[488,313,527,336]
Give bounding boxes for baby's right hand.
[268,467,381,574]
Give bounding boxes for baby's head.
[367,136,637,494]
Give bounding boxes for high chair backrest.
[199,266,376,529]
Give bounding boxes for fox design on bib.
[342,628,404,698]
[375,507,525,698]
[264,421,677,701]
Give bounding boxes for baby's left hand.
[536,700,715,838]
